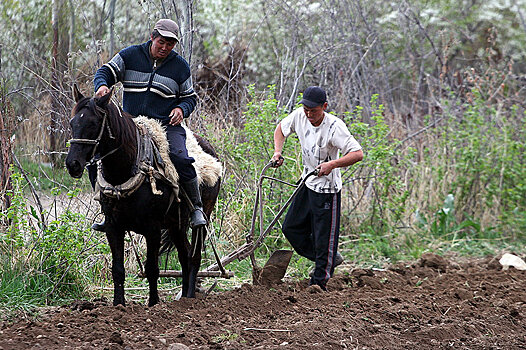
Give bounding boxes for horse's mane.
[73,97,137,161]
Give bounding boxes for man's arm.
[93,53,123,96]
[175,59,198,118]
[271,123,286,167]
[316,149,363,176]
[175,93,197,118]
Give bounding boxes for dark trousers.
[282,186,341,288]
[165,124,196,182]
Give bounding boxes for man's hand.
[271,152,284,168]
[95,86,110,98]
[169,107,184,126]
[316,161,336,176]
[316,150,364,176]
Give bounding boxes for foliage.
[434,89,526,234]
[337,94,412,265]
[212,330,239,343]
[415,194,482,239]
[342,85,526,265]
[1,169,34,246]
[345,94,409,225]
[0,169,107,314]
[15,155,90,191]
[208,85,302,253]
[391,0,526,62]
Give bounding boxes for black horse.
[65,85,220,306]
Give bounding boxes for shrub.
[0,169,107,313]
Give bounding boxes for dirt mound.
[1,255,526,349]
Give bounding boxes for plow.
[154,161,319,287]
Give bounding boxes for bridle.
[68,98,119,165]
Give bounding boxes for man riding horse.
[90,18,206,231]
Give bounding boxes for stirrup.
[190,207,207,228]
[91,219,106,232]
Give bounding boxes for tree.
[0,45,13,211]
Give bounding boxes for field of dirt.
[1,253,526,349]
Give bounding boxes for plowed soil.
[1,253,526,349]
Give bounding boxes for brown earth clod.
[1,257,526,349]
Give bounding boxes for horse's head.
[65,84,113,178]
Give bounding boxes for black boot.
[309,252,344,277]
[91,219,106,232]
[181,177,207,228]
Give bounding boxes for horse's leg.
[187,226,205,298]
[144,228,161,306]
[171,228,191,297]
[106,229,126,306]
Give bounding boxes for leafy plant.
[212,330,239,343]
[340,95,410,261]
[415,194,481,239]
[207,85,302,255]
[0,169,107,314]
[1,168,34,248]
[433,89,525,236]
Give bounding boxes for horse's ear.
[72,84,84,103]
[97,87,114,107]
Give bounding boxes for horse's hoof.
[148,299,159,307]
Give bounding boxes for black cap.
[300,86,327,108]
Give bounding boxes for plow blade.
[253,249,293,286]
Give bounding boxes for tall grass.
[0,169,107,317]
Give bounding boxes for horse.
[65,85,221,306]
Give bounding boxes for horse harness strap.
[69,98,116,164]
[97,124,178,204]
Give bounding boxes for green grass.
[0,256,90,319]
[339,228,526,269]
[0,166,102,319]
[15,154,91,192]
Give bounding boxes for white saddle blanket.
[134,116,222,189]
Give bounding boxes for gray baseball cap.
[154,19,179,41]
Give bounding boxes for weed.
[0,169,106,314]
[212,330,239,343]
[415,277,428,287]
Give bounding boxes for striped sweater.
[93,41,197,122]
